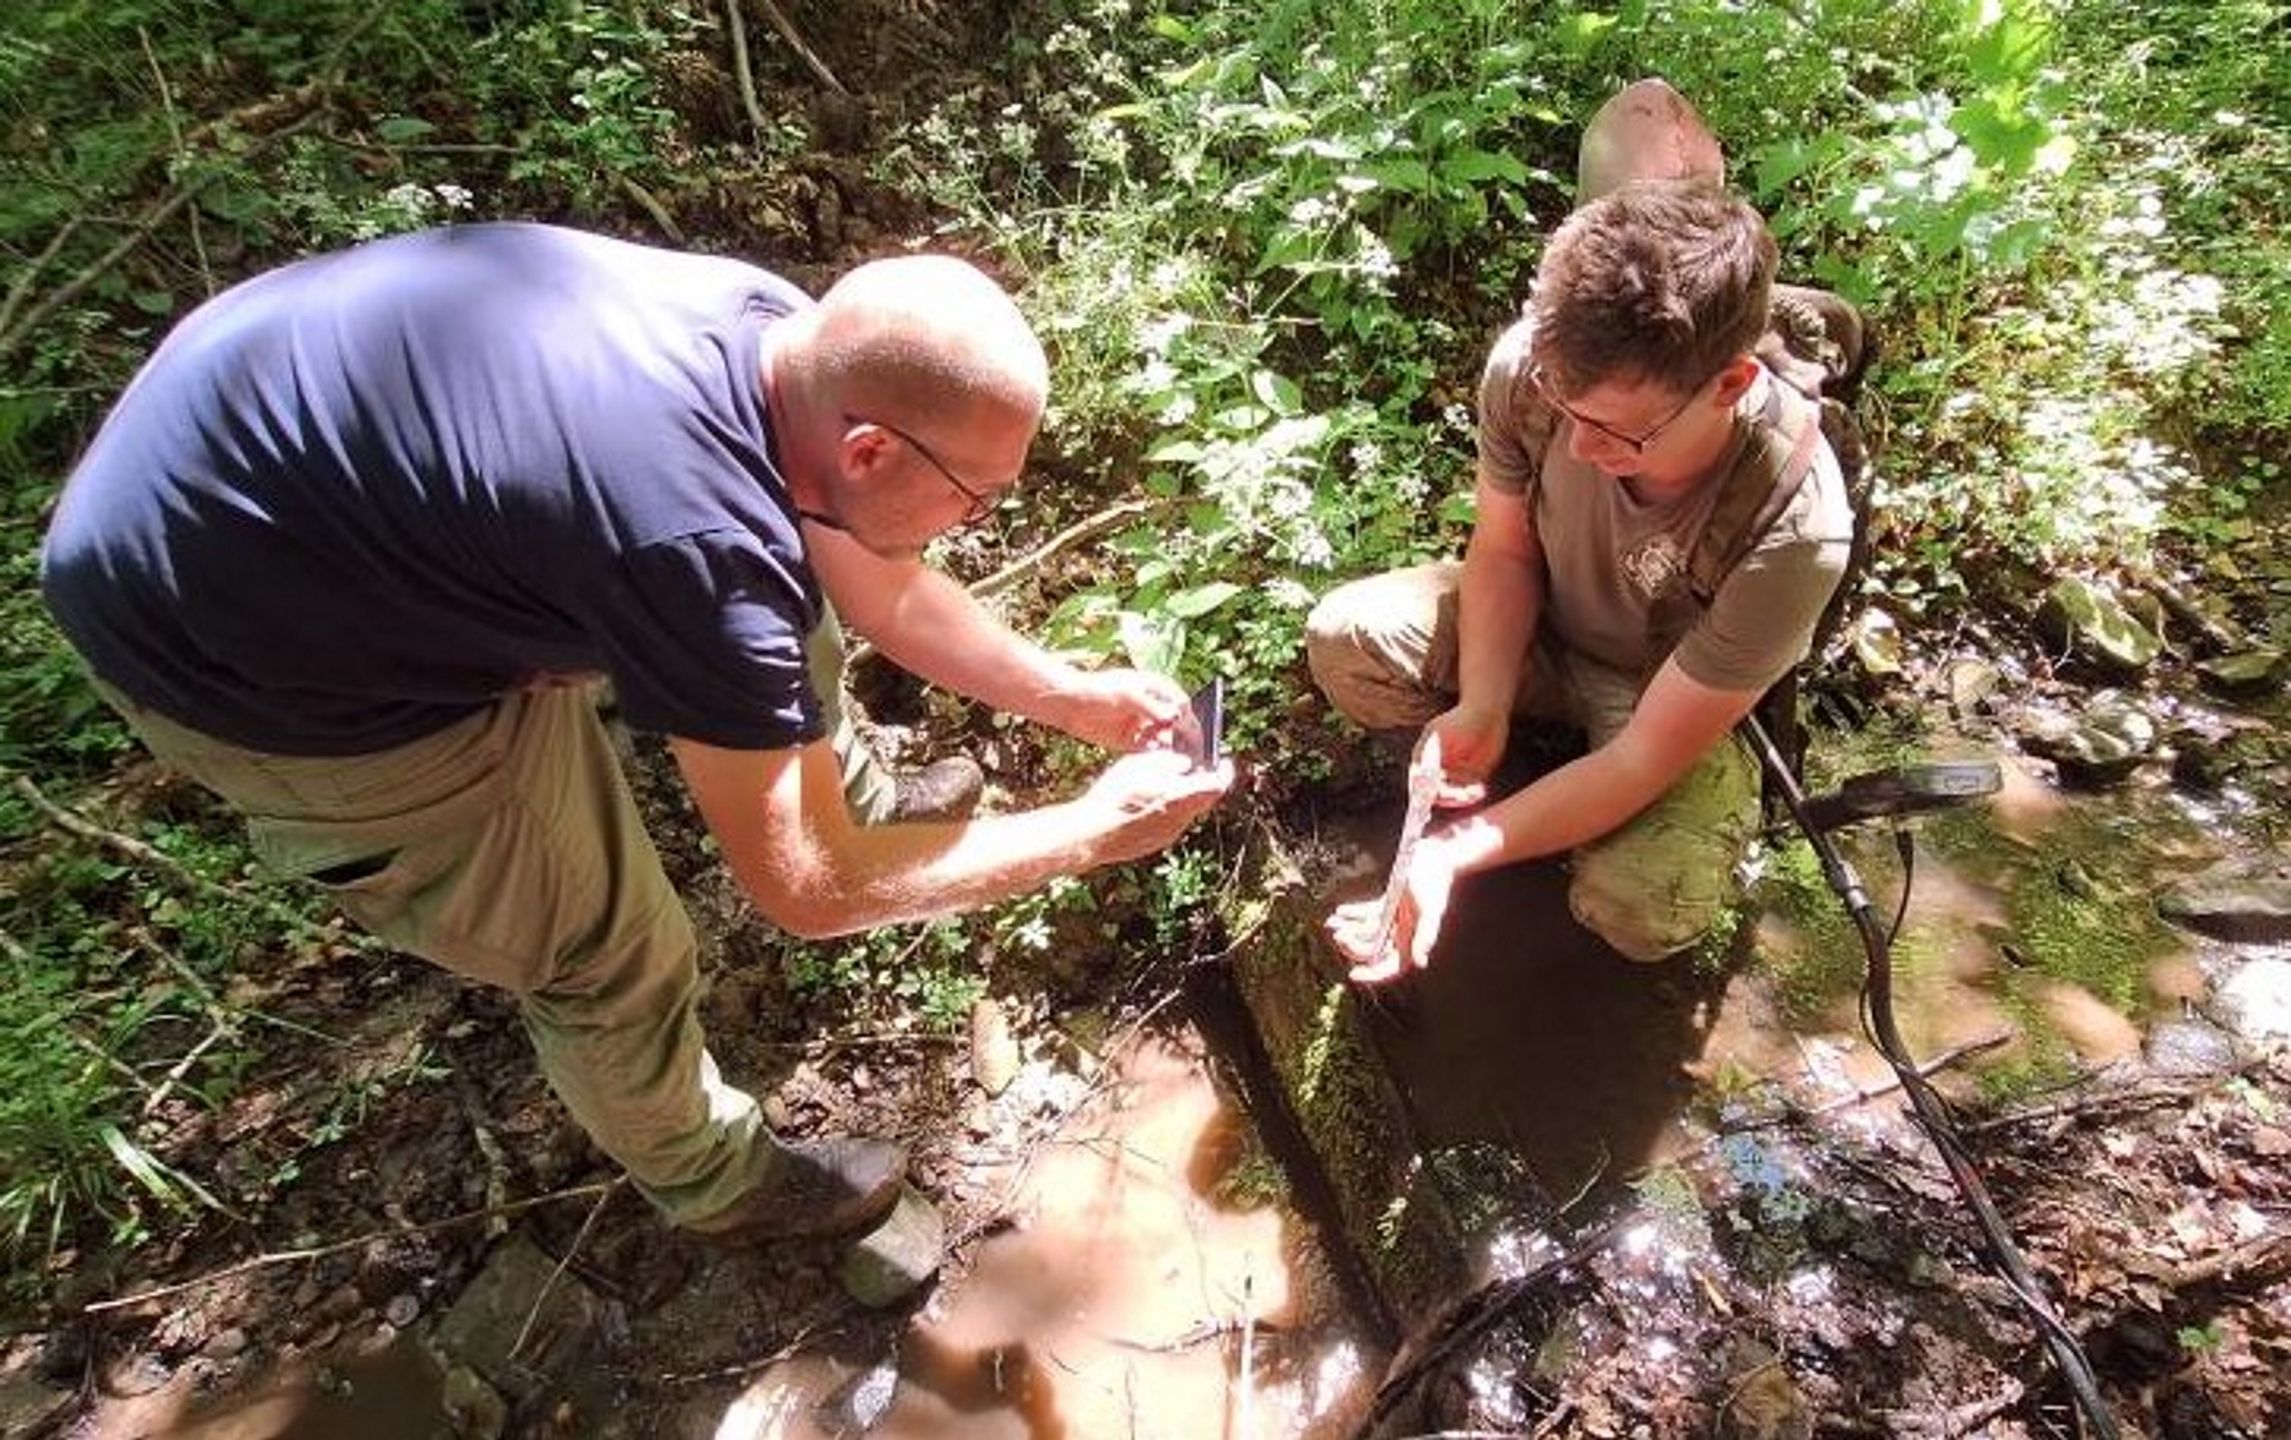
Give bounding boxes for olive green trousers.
[1304,562,1760,961]
[95,613,891,1228]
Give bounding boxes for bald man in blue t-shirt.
[42,223,1231,1241]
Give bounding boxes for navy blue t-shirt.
[41,223,827,755]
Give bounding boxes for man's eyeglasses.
[1530,364,1710,455]
[846,414,1003,525]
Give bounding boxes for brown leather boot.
[888,755,985,823]
[686,1135,909,1243]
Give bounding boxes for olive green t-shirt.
[1474,317,1853,694]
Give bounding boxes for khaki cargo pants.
[95,612,891,1229]
[1305,562,1760,962]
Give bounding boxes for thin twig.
[2164,1227,2291,1291]
[972,497,1172,601]
[657,1314,849,1385]
[1809,1031,2012,1117]
[142,1022,231,1117]
[82,1180,618,1313]
[751,0,847,94]
[722,0,774,147]
[0,211,86,342]
[139,25,213,299]
[0,109,319,363]
[846,496,1172,670]
[615,173,686,245]
[508,1178,623,1361]
[8,769,344,951]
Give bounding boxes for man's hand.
[1079,747,1233,863]
[1424,701,1509,808]
[1052,667,1193,753]
[1327,834,1461,983]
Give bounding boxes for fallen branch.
[2165,1227,2291,1292]
[1810,1031,2012,1117]
[722,0,775,148]
[1958,1074,2225,1138]
[615,172,687,245]
[971,496,1172,602]
[82,1179,618,1313]
[509,1178,623,1361]
[751,0,847,94]
[8,769,344,952]
[846,495,1171,670]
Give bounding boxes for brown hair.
[1528,178,1775,399]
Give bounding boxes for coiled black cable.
[1743,717,2121,1439]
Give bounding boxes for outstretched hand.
[1326,835,1460,983]
[1423,701,1508,808]
[1082,746,1233,865]
[1055,667,1193,754]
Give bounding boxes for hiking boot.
[889,755,985,823]
[687,1135,908,1243]
[1765,283,1872,398]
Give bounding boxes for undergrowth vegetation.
[1,0,2283,1289]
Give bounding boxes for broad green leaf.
[1164,581,1244,619]
[376,116,437,144]
[1250,369,1303,415]
[1437,150,1528,186]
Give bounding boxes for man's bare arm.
[1452,472,1545,719]
[672,734,1227,938]
[802,524,1077,727]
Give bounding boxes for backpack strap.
[1642,378,1823,666]
[1683,379,1822,610]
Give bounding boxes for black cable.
[1743,717,2121,1440]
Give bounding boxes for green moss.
[1750,837,1867,1026]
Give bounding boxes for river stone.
[2035,577,2162,675]
[2197,648,2286,697]
[435,1235,603,1391]
[2020,694,2155,785]
[441,1361,507,1440]
[2144,1018,2241,1075]
[2160,874,2291,943]
[2214,959,2291,1041]
[968,998,1021,1098]
[1943,656,2002,721]
[837,1186,944,1308]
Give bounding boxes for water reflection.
[723,1033,1370,1439]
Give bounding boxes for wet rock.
[1847,607,1902,676]
[384,1293,421,1328]
[2160,872,2291,943]
[441,1360,507,1440]
[2036,576,2162,675]
[2195,647,2285,698]
[1942,656,2002,722]
[969,998,1021,1098]
[435,1235,604,1394]
[837,1185,945,1308]
[2169,726,2271,791]
[104,1349,171,1397]
[203,1325,250,1359]
[0,1337,72,1436]
[2214,959,2291,1042]
[2145,1018,2241,1075]
[1717,1338,1813,1440]
[2020,694,2156,785]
